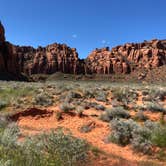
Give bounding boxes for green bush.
[151,125,166,148]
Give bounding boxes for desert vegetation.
[0,80,165,165]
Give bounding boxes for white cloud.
[101,40,106,44]
[101,40,110,45]
[72,34,77,38]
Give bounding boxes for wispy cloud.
[101,40,110,45]
[101,40,106,44]
[72,34,77,38]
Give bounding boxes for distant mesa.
[0,22,166,80]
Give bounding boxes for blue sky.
[0,0,166,58]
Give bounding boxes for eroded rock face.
[12,44,80,75]
[86,39,166,74]
[85,47,131,74]
[0,21,166,80]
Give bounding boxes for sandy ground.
[15,106,160,166]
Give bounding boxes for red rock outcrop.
[86,39,166,74]
[12,44,80,75]
[0,21,166,80]
[85,47,131,74]
[0,22,81,79]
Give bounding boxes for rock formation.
[0,21,166,80]
[85,47,131,74]
[0,22,81,78]
[86,39,166,74]
[12,44,80,75]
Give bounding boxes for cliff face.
[12,44,79,75]
[0,22,81,77]
[0,22,166,80]
[86,40,166,74]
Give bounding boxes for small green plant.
[151,125,166,148]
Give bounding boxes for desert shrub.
[100,107,130,122]
[95,91,107,102]
[39,130,89,165]
[95,104,105,111]
[68,91,82,99]
[149,89,166,101]
[134,110,148,121]
[138,102,166,112]
[0,122,20,147]
[131,125,152,154]
[64,91,82,103]
[108,119,138,146]
[83,101,105,111]
[112,88,138,104]
[151,125,166,148]
[0,100,8,111]
[0,120,88,166]
[59,102,74,113]
[0,116,9,133]
[146,102,166,112]
[144,120,159,131]
[82,89,95,98]
[108,119,166,154]
[33,93,53,106]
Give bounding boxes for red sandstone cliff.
[0,22,166,80]
[85,40,166,74]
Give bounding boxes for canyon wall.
[0,22,166,80]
